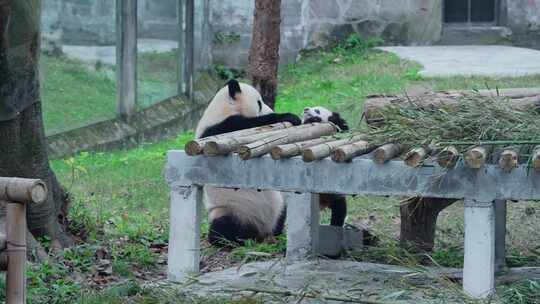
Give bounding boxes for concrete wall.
[209,0,444,68]
[41,0,540,69]
[41,0,178,46]
[506,0,540,49]
[304,0,442,48]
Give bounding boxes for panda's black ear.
[329,112,349,131]
[226,79,242,100]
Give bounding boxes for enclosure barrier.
[165,123,540,300]
[0,177,47,304]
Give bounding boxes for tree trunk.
[248,0,281,110]
[399,197,457,252]
[0,0,72,248]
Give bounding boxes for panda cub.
[303,106,349,227]
[196,79,301,247]
[302,106,349,132]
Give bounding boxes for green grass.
[41,51,179,135]
[137,51,178,108]
[40,56,117,135]
[35,36,540,303]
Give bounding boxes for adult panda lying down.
[195,79,351,247]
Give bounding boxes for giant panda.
[196,79,302,246]
[302,106,349,227]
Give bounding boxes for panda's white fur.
[204,188,284,237]
[195,81,287,245]
[195,83,273,138]
[302,106,333,124]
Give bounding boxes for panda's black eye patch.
[315,109,320,114]
[257,100,262,112]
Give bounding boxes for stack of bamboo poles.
[0,177,47,304]
[185,123,540,172]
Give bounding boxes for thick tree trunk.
[248,0,281,110]
[399,197,457,252]
[0,0,72,248]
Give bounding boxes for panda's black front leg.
[201,113,302,137]
[321,194,347,227]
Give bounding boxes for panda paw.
[277,113,302,126]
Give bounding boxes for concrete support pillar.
[167,185,203,281]
[286,193,320,261]
[463,199,496,299]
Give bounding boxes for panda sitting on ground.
[302,106,349,227]
[195,79,301,247]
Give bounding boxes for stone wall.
[209,0,443,68]
[506,0,540,49]
[41,0,540,70]
[41,0,178,46]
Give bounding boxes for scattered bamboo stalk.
[464,146,489,169]
[302,135,364,163]
[239,123,337,160]
[226,287,393,304]
[532,146,540,172]
[203,124,312,156]
[270,137,333,160]
[185,122,293,155]
[404,146,432,167]
[437,146,459,169]
[498,147,519,173]
[373,144,404,164]
[331,140,377,163]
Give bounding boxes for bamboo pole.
[404,147,431,168]
[498,147,519,173]
[532,146,540,172]
[331,140,376,163]
[6,201,26,304]
[0,177,47,304]
[437,146,459,169]
[0,178,47,204]
[185,122,293,155]
[373,144,404,164]
[239,123,337,160]
[270,137,332,160]
[464,146,489,169]
[302,135,364,163]
[203,124,314,156]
